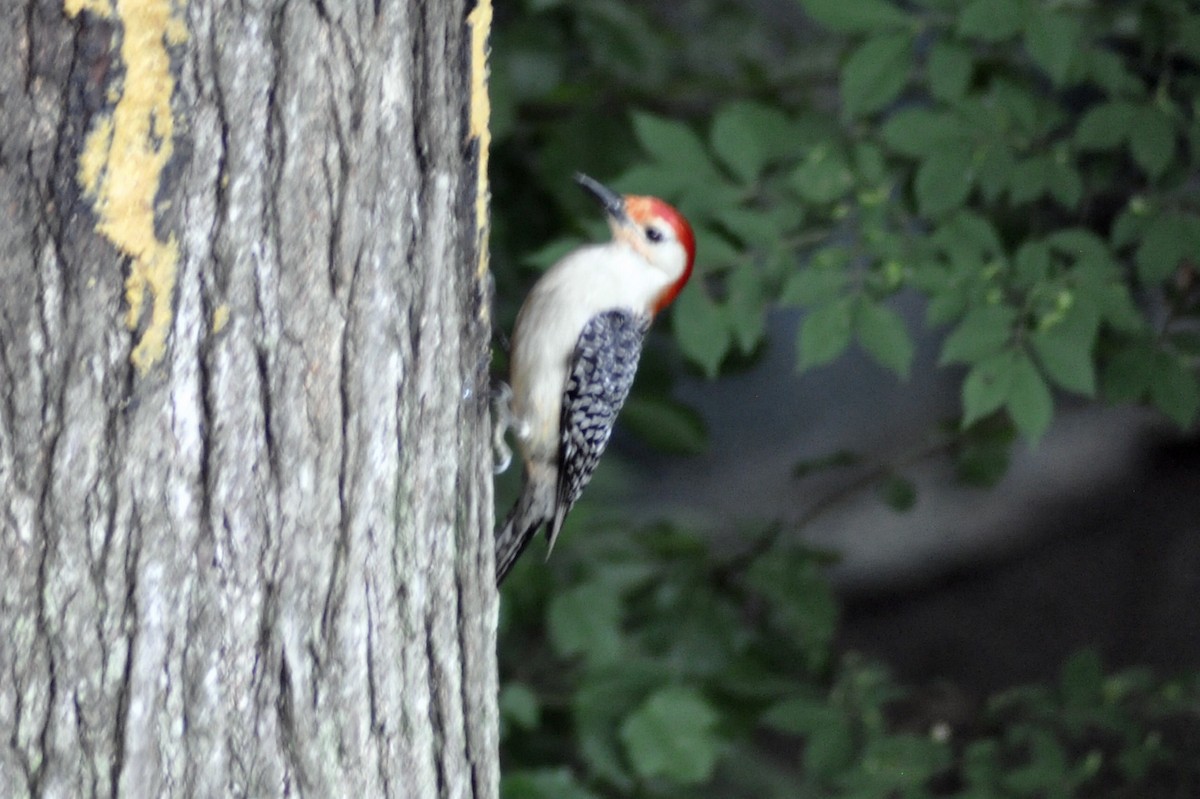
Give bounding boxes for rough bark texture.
[0,1,498,797]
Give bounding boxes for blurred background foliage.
[488,0,1200,796]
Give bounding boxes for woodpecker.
[495,173,696,584]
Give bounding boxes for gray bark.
[1,1,497,797]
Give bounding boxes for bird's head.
[575,173,696,315]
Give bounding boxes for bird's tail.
[495,471,555,584]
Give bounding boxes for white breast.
[509,243,668,464]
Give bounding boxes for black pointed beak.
[574,173,630,226]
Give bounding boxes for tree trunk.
[0,1,498,796]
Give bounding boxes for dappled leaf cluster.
[493,0,1200,445]
[671,0,1198,441]
[490,0,1200,795]
[498,525,1200,798]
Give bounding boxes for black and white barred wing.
[549,309,650,551]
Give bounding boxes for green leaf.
[502,769,603,799]
[725,102,801,164]
[715,205,784,246]
[672,282,730,378]
[856,301,914,378]
[691,222,741,268]
[764,695,854,777]
[841,32,913,117]
[781,261,849,306]
[878,473,917,511]
[619,687,720,784]
[798,297,855,370]
[631,113,716,179]
[620,397,708,456]
[976,142,1018,201]
[955,419,1015,487]
[1007,352,1054,442]
[727,264,767,353]
[613,164,691,202]
[574,669,658,789]
[1170,330,1200,358]
[787,111,847,150]
[940,305,1017,365]
[854,142,887,183]
[1060,649,1103,710]
[926,289,967,327]
[792,146,855,203]
[805,717,856,779]
[1086,48,1143,95]
[1047,227,1113,266]
[1013,241,1050,288]
[1174,12,1200,56]
[796,0,911,33]
[1179,15,1200,59]
[1117,732,1169,782]
[762,695,840,734]
[856,734,950,789]
[679,181,743,219]
[1075,269,1145,334]
[1007,730,1070,793]
[1030,310,1097,397]
[1136,212,1200,284]
[547,581,622,667]
[1075,101,1134,149]
[881,108,966,157]
[928,41,974,101]
[1149,352,1200,428]
[962,349,1017,428]
[916,143,974,217]
[1025,11,1082,85]
[1101,341,1156,403]
[1048,156,1084,208]
[746,553,838,669]
[500,683,541,732]
[939,210,1004,261]
[1130,106,1175,178]
[1008,155,1050,206]
[958,0,1026,40]
[962,740,1003,789]
[711,103,769,182]
[655,592,740,678]
[986,76,1039,134]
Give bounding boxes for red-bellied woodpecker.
[495,173,696,584]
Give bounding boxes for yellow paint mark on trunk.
[468,0,492,316]
[67,0,188,375]
[211,303,229,334]
[64,0,113,16]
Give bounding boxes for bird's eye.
[645,226,664,243]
